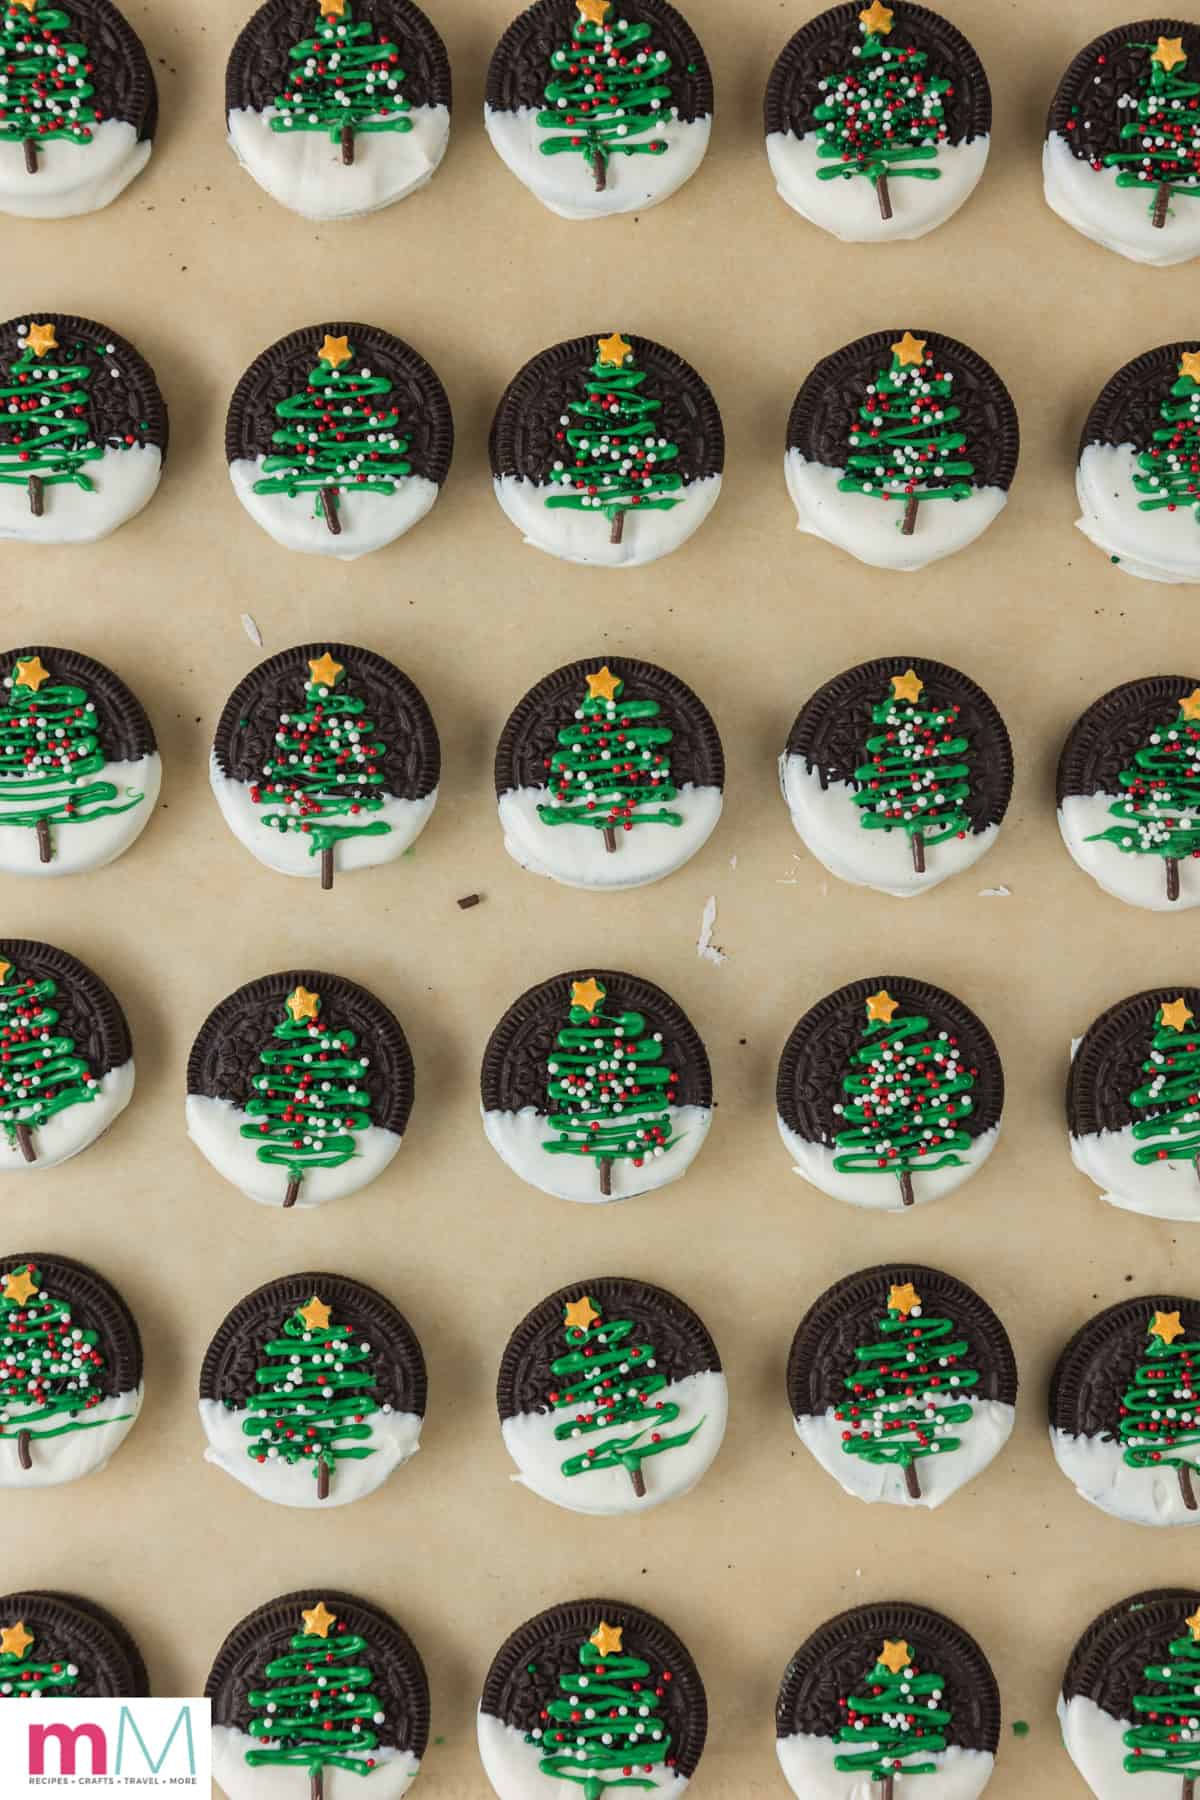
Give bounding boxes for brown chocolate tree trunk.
[901,493,919,535]
[1182,1777,1195,1800]
[24,139,37,174]
[317,1459,330,1501]
[15,1125,35,1164]
[610,510,625,544]
[603,828,617,853]
[593,150,607,191]
[1153,181,1171,228]
[340,125,354,166]
[898,1171,914,1208]
[628,1464,646,1498]
[910,832,925,874]
[1179,1463,1198,1512]
[904,1461,921,1500]
[321,847,334,890]
[598,1159,612,1197]
[17,1430,31,1471]
[36,818,51,864]
[319,488,341,535]
[311,1771,325,1800]
[283,1178,300,1209]
[1167,857,1181,902]
[881,1777,894,1800]
[27,475,43,517]
[875,170,892,220]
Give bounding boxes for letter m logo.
[28,1720,108,1775]
[116,1702,197,1774]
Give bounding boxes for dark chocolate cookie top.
[495,655,723,798]
[765,2,990,144]
[0,1254,142,1399]
[0,316,167,460]
[0,647,156,763]
[785,655,1012,834]
[486,0,711,121]
[186,967,414,1136]
[480,1597,707,1778]
[1067,986,1200,1137]
[1047,19,1200,161]
[787,329,1019,493]
[206,1587,430,1756]
[199,1269,426,1417]
[490,333,724,487]
[1062,1588,1200,1721]
[1079,340,1200,457]
[1050,1293,1200,1439]
[226,0,450,113]
[1057,676,1200,803]
[12,0,158,137]
[776,1601,1000,1753]
[212,642,440,803]
[225,324,453,487]
[787,1263,1017,1420]
[776,974,1004,1145]
[498,1275,720,1420]
[0,939,132,1079]
[0,1591,148,1698]
[481,967,712,1113]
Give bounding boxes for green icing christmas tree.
[1118,1308,1200,1514]
[839,331,973,538]
[0,0,102,174]
[851,666,971,874]
[0,956,101,1164]
[239,982,375,1207]
[1102,35,1200,230]
[1085,687,1200,903]
[0,320,107,517]
[537,0,673,194]
[1122,1607,1200,1790]
[526,1618,675,1797]
[543,976,679,1196]
[0,1261,131,1472]
[545,332,682,546]
[833,1637,951,1796]
[537,663,679,854]
[268,0,412,166]
[1129,351,1200,541]
[831,988,976,1208]
[251,333,415,540]
[835,1278,979,1500]
[813,2,952,220]
[544,1293,703,1499]
[0,1619,80,1698]
[241,1292,380,1501]
[249,650,392,888]
[1127,995,1200,1174]
[245,1599,388,1794]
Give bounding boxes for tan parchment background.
[5,0,1200,1792]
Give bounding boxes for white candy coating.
[1044,130,1200,268]
[493,473,721,569]
[498,783,721,891]
[226,103,449,220]
[1050,1424,1200,1528]
[1059,1692,1184,1798]
[0,122,150,220]
[186,1093,403,1208]
[784,449,1006,572]
[229,459,440,560]
[213,1727,419,1800]
[0,1384,142,1487]
[0,1058,134,1173]
[482,1102,711,1204]
[1059,792,1200,911]
[777,1732,994,1800]
[210,751,437,878]
[778,1115,1000,1211]
[199,1397,421,1509]
[477,1711,688,1800]
[795,1399,1014,1510]
[0,445,161,546]
[766,130,988,242]
[0,754,159,877]
[1077,442,1200,584]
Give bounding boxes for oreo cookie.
[1076,341,1200,584]
[776,976,1004,1211]
[186,967,414,1209]
[496,655,724,891]
[1068,987,1200,1222]
[781,656,1012,897]
[1050,1294,1200,1529]
[765,2,991,243]
[199,1271,426,1509]
[225,0,451,221]
[210,643,440,885]
[207,1589,429,1799]
[0,1254,143,1486]
[0,314,166,545]
[1045,21,1200,267]
[481,968,713,1203]
[1060,1588,1200,1797]
[0,647,158,877]
[497,1275,725,1516]
[0,1592,148,1697]
[0,940,134,1171]
[489,331,724,569]
[484,0,712,220]
[478,1599,706,1800]
[775,1601,1000,1799]
[225,324,453,559]
[787,1263,1017,1510]
[785,327,1018,573]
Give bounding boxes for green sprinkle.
[1012,1720,1030,1737]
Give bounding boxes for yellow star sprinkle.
[564,1296,601,1333]
[2,1266,38,1307]
[287,985,321,1023]
[570,977,606,1014]
[891,332,927,367]
[888,1282,921,1316]
[10,0,37,10]
[298,1295,332,1331]
[1180,351,1200,385]
[865,989,899,1024]
[25,322,57,358]
[596,332,631,368]
[301,1601,337,1640]
[307,651,344,689]
[890,667,924,704]
[1180,687,1200,720]
[317,334,352,370]
[1151,1310,1186,1345]
[585,665,621,702]
[577,0,611,24]
[878,1640,911,1675]
[1153,35,1188,71]
[590,1622,623,1658]
[1187,1607,1200,1641]
[320,0,346,13]
[859,1,894,34]
[0,962,10,987]
[1160,996,1194,1033]
[0,1623,34,1660]
[13,656,50,693]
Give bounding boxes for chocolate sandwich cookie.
[777,976,1003,1211]
[0,314,166,545]
[765,2,991,243]
[0,1254,143,1486]
[1068,987,1200,1221]
[497,1276,725,1516]
[481,968,713,1203]
[787,1263,1017,1510]
[776,1601,1000,1800]
[1076,342,1200,584]
[478,1599,706,1800]
[0,940,134,1171]
[225,324,453,559]
[1050,1294,1200,1529]
[226,0,451,221]
[0,647,158,877]
[0,1592,148,1697]
[785,327,1018,573]
[1060,1588,1200,1798]
[187,968,414,1210]
[490,331,724,569]
[496,655,724,890]
[781,657,1012,897]
[210,643,440,886]
[200,1271,426,1509]
[208,1589,430,1800]
[484,0,712,221]
[1045,21,1200,267]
